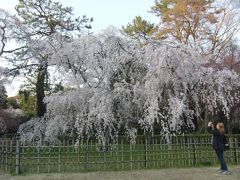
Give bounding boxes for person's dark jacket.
[207,126,227,150]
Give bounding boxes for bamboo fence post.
[58,142,61,173]
[84,140,88,171]
[48,145,50,173]
[10,140,13,173]
[2,139,4,167]
[22,141,25,173]
[72,140,75,172]
[145,139,148,168]
[15,139,20,175]
[26,143,29,173]
[188,137,192,165]
[77,139,80,172]
[5,140,8,172]
[160,139,163,168]
[121,139,123,171]
[234,137,238,163]
[130,141,133,170]
[67,140,69,172]
[176,137,179,166]
[192,137,196,165]
[137,139,139,169]
[90,140,93,171]
[199,136,202,163]
[0,140,2,169]
[180,136,183,166]
[152,138,154,168]
[155,138,158,168]
[97,142,100,171]
[116,139,119,170]
[37,146,40,173]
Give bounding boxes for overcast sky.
[0,0,158,33]
[1,0,158,96]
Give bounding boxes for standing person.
[207,121,230,175]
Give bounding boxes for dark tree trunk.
[36,61,47,117]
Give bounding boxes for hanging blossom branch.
[17,28,240,144]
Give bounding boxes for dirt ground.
[1,166,240,180]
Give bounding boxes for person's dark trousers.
[215,149,228,171]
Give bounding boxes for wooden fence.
[0,134,239,174]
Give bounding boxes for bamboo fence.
[0,134,239,174]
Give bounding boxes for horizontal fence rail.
[0,135,240,174]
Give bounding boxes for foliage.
[0,108,27,134]
[142,44,240,137]
[19,95,36,112]
[124,0,240,60]
[18,28,240,144]
[3,0,93,117]
[122,16,157,45]
[15,0,93,37]
[7,97,20,109]
[0,8,27,57]
[0,9,21,132]
[0,85,7,109]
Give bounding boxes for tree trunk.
[36,61,47,117]
[204,108,210,133]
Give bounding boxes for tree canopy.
[5,0,93,117]
[123,0,240,60]
[18,28,240,144]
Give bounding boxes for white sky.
[0,0,158,96]
[0,0,158,33]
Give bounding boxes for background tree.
[123,0,240,60]
[0,85,7,109]
[122,16,157,45]
[8,0,93,117]
[1,8,28,111]
[0,8,27,57]
[0,8,25,133]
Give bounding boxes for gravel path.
[1,166,240,180]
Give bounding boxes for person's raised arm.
[207,121,218,134]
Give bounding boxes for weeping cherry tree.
[18,28,240,144]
